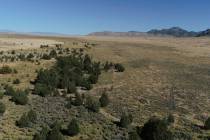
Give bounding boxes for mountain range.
[89,27,210,37]
[0,27,210,37]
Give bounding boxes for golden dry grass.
[0,34,210,139]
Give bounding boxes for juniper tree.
[99,92,110,107]
[67,119,80,136]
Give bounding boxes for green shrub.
[49,50,57,58]
[81,80,93,90]
[42,54,51,60]
[13,79,20,84]
[83,54,92,71]
[13,68,18,74]
[16,113,30,127]
[66,98,72,109]
[11,50,15,55]
[99,92,110,107]
[129,131,142,140]
[34,84,52,97]
[28,110,37,123]
[4,85,15,96]
[0,102,6,114]
[119,113,133,128]
[205,117,210,130]
[27,53,34,60]
[67,82,76,93]
[85,96,100,112]
[73,93,83,106]
[140,117,173,140]
[36,69,59,88]
[33,126,49,140]
[16,110,37,128]
[67,119,80,136]
[0,92,4,99]
[0,65,13,74]
[47,122,64,140]
[88,74,98,84]
[115,63,125,72]
[40,45,49,48]
[11,90,28,105]
[167,114,175,124]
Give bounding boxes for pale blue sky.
[0,0,209,35]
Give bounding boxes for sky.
[0,0,209,35]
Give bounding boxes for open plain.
[0,34,210,139]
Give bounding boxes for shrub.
[73,93,83,106]
[33,126,49,140]
[205,117,210,130]
[11,90,28,105]
[16,110,37,128]
[58,50,63,54]
[0,92,4,99]
[129,131,142,140]
[13,79,20,84]
[81,80,93,90]
[47,122,64,140]
[34,84,52,97]
[42,54,51,60]
[0,65,13,74]
[88,74,98,84]
[99,92,110,107]
[167,114,175,124]
[36,69,59,88]
[119,113,133,128]
[67,119,80,136]
[40,45,49,48]
[18,54,26,61]
[4,85,15,96]
[27,53,34,60]
[67,82,76,93]
[16,113,30,127]
[49,50,57,58]
[13,68,18,74]
[85,96,100,112]
[28,110,37,123]
[104,61,113,71]
[0,102,6,114]
[11,50,15,54]
[66,98,72,109]
[83,54,92,71]
[115,63,125,72]
[140,117,173,140]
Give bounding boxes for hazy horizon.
[0,0,210,35]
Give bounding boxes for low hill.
[88,31,147,37]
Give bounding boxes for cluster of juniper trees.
[33,49,124,97]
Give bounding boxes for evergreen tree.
[140,117,173,140]
[0,102,6,114]
[99,92,110,107]
[119,113,133,128]
[85,96,100,112]
[67,119,80,136]
[73,93,83,106]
